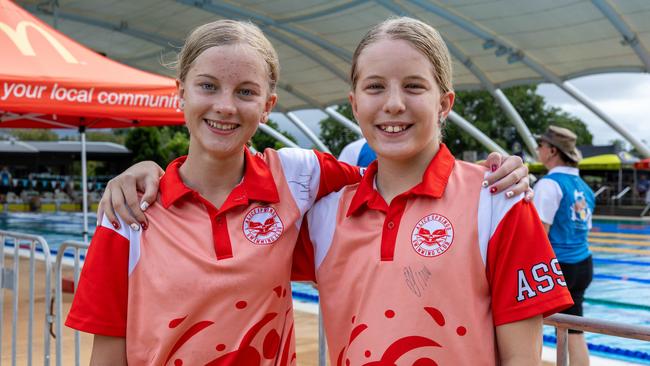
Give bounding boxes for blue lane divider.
[594,274,650,285]
[593,258,650,267]
[544,334,650,362]
[3,240,86,260]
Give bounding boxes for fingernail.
[490,187,497,194]
[112,221,119,229]
[506,191,514,198]
[130,223,140,231]
[525,193,533,201]
[140,201,149,211]
[141,221,148,230]
[491,164,497,172]
[482,180,489,188]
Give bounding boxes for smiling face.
[349,38,454,163]
[178,43,277,159]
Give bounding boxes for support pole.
[285,112,331,153]
[447,112,508,155]
[257,124,300,148]
[492,89,538,158]
[79,126,88,245]
[323,106,362,137]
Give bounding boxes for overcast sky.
[273,72,650,152]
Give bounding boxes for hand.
[97,161,164,230]
[481,153,533,201]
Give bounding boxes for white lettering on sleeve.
[532,263,554,293]
[550,258,567,287]
[517,269,537,301]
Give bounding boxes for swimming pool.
[2,212,649,363]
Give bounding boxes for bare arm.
[496,315,543,366]
[90,335,127,366]
[543,223,550,234]
[479,153,533,200]
[97,161,164,229]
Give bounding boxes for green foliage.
[8,129,58,141]
[446,85,592,157]
[318,104,360,157]
[86,131,125,144]
[251,119,297,151]
[124,127,166,166]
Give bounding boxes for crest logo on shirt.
[242,206,284,245]
[411,213,454,257]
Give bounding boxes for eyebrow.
[361,75,430,81]
[196,74,262,88]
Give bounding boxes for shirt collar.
[548,166,580,176]
[347,144,456,216]
[160,147,280,208]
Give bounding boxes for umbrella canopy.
[635,158,650,170]
[0,0,183,129]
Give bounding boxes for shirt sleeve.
[314,150,361,200]
[532,178,563,225]
[486,200,573,326]
[65,225,130,337]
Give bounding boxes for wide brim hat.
[535,125,582,163]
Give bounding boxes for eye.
[200,82,216,91]
[237,88,255,97]
[405,83,426,90]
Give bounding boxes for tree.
[124,127,166,166]
[8,128,58,141]
[251,119,297,151]
[318,104,360,157]
[446,85,592,157]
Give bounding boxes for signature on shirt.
[404,265,432,297]
[288,174,313,202]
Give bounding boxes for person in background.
[0,166,12,202]
[533,125,595,366]
[338,138,376,167]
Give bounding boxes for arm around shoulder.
[90,335,127,366]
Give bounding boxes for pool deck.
[2,255,647,365]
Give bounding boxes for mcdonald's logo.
[0,20,78,64]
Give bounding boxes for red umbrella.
[635,158,650,170]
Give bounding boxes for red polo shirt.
[66,147,359,365]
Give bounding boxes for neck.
[544,157,565,171]
[375,144,439,205]
[179,147,246,208]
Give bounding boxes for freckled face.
[349,39,453,163]
[178,44,276,159]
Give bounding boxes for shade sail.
[0,0,184,128]
[12,0,650,112]
[528,152,640,173]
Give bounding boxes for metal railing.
[0,230,53,366]
[544,313,650,366]
[611,186,631,202]
[53,240,87,366]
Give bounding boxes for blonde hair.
[174,20,279,92]
[350,17,453,93]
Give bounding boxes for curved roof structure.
[14,0,649,111]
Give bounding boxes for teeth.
[379,125,407,133]
[205,119,237,130]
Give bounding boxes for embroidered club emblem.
[242,206,284,245]
[411,213,454,257]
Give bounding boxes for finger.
[119,176,147,230]
[102,184,119,229]
[485,155,524,187]
[484,152,504,174]
[138,176,160,213]
[96,187,109,226]
[489,163,527,195]
[525,188,535,202]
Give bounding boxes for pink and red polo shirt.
[299,144,573,365]
[66,147,359,366]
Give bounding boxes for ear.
[261,93,278,124]
[176,79,184,98]
[348,91,359,121]
[439,91,455,120]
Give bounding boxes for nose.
[383,84,406,115]
[212,93,236,116]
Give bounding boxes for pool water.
[2,213,650,363]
